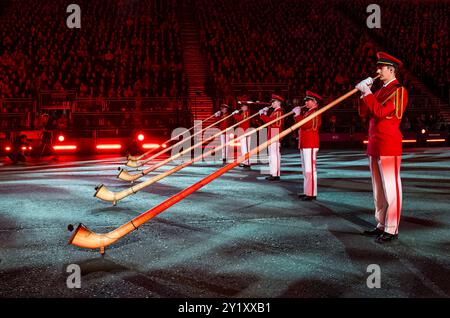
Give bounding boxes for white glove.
[293,106,301,116]
[262,107,269,112]
[361,77,373,87]
[258,109,266,116]
[355,81,372,97]
[214,111,221,117]
[232,110,240,115]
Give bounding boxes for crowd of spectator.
[0,0,448,136]
[195,0,397,105]
[339,0,449,103]
[0,0,188,99]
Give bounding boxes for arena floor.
[0,147,449,298]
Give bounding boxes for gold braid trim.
[274,111,282,127]
[383,87,404,120]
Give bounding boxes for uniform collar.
[383,78,397,88]
[305,106,318,113]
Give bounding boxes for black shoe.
[301,196,316,201]
[375,232,398,244]
[298,193,306,198]
[362,228,384,236]
[222,159,227,164]
[265,176,280,181]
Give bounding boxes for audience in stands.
[0,0,447,134]
[339,0,449,103]
[0,0,187,99]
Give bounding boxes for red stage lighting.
[53,145,77,151]
[58,135,65,142]
[365,139,416,144]
[142,143,160,149]
[5,146,11,151]
[137,133,145,141]
[96,144,122,150]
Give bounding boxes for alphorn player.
[214,104,233,164]
[233,96,252,169]
[293,91,322,201]
[259,94,285,181]
[356,52,408,244]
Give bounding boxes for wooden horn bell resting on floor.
[70,76,379,254]
[125,112,235,168]
[95,111,294,204]
[127,113,216,162]
[117,111,262,182]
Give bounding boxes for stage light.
[58,135,65,142]
[5,146,11,151]
[365,140,416,144]
[21,146,26,150]
[421,129,426,134]
[137,133,145,141]
[142,143,160,149]
[53,145,77,150]
[96,144,122,150]
[162,143,167,148]
[28,146,32,150]
[426,139,446,143]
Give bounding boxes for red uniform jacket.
[359,79,408,156]
[294,108,321,149]
[260,107,284,139]
[233,110,251,130]
[219,113,233,132]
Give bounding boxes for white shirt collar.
[383,78,396,87]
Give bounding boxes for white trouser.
[268,141,280,177]
[369,156,402,235]
[300,148,318,196]
[220,134,231,160]
[240,135,251,165]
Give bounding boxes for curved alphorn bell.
[127,113,216,161]
[70,77,379,254]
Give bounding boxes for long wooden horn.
[70,79,377,254]
[117,111,262,182]
[127,113,216,161]
[126,112,236,168]
[96,110,294,204]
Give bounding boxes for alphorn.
[96,110,294,204]
[126,111,236,168]
[127,113,216,161]
[69,77,378,254]
[117,111,262,182]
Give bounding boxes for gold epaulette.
[384,86,406,120]
[274,111,282,127]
